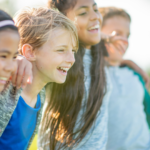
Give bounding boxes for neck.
[21,64,48,108]
[85,45,91,50]
[105,58,121,67]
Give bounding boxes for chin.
[55,78,66,84]
[89,38,101,46]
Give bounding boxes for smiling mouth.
[88,24,100,31]
[0,77,8,85]
[57,67,70,74]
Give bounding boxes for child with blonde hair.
[0,7,78,150]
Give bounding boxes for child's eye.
[57,49,64,52]
[0,55,6,58]
[72,50,76,53]
[13,56,17,59]
[79,12,86,16]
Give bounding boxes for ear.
[22,44,36,61]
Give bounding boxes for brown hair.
[14,7,78,54]
[39,0,107,149]
[99,7,131,25]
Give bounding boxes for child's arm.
[120,60,150,89]
[11,55,33,89]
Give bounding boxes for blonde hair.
[14,7,78,54]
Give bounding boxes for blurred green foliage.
[0,0,17,16]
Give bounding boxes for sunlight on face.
[67,0,102,49]
[0,30,19,92]
[35,28,77,84]
[102,16,130,66]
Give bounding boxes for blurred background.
[0,0,150,75]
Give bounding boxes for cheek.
[76,18,87,35]
[36,54,62,73]
[0,60,5,72]
[108,49,121,59]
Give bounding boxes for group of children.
[0,0,150,150]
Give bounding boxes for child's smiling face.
[102,16,130,65]
[0,30,19,92]
[66,0,102,49]
[34,28,76,84]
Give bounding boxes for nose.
[4,59,17,73]
[66,51,75,66]
[90,10,102,25]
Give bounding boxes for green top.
[131,68,150,128]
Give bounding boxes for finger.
[27,74,33,84]
[21,66,32,88]
[105,43,115,54]
[11,70,18,86]
[110,36,128,45]
[115,42,126,54]
[16,65,25,89]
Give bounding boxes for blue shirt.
[74,49,112,150]
[106,66,150,150]
[0,94,41,150]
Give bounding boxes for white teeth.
[89,24,100,30]
[62,68,69,71]
[57,67,70,72]
[0,77,8,81]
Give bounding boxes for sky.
[2,0,150,70]
[95,0,150,70]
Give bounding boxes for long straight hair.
[40,0,107,149]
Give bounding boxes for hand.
[101,32,128,54]
[11,55,33,89]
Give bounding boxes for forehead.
[0,30,19,49]
[74,0,96,9]
[103,16,130,31]
[48,28,77,49]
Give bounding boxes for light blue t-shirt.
[38,49,112,150]
[0,94,41,150]
[106,66,150,150]
[74,49,112,150]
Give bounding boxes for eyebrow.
[56,45,68,49]
[0,50,19,55]
[76,3,97,10]
[56,45,78,51]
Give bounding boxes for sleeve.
[130,68,150,128]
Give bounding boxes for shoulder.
[0,82,22,104]
[39,87,46,105]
